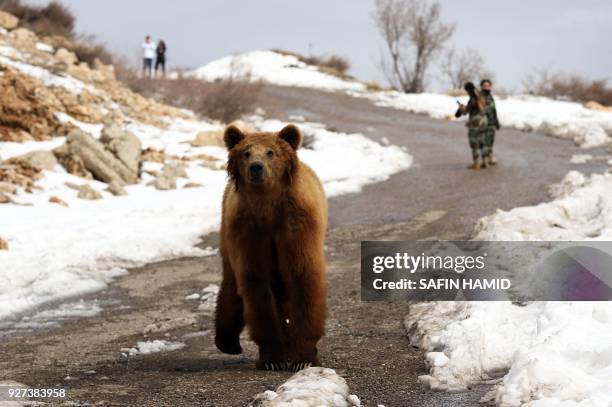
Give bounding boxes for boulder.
[0,10,19,30]
[66,182,102,200]
[53,143,93,179]
[99,124,142,175]
[0,11,18,30]
[0,191,11,204]
[0,181,17,194]
[11,27,37,46]
[151,162,187,191]
[65,129,138,185]
[106,180,127,196]
[55,48,78,67]
[19,150,58,171]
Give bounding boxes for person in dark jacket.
[155,40,167,77]
[480,79,501,164]
[455,82,489,169]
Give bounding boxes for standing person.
[481,79,501,164]
[141,35,156,78]
[155,40,167,77]
[455,82,489,170]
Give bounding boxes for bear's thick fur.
[215,123,327,371]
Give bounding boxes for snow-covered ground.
[0,112,411,321]
[121,340,186,357]
[194,50,612,148]
[190,50,366,92]
[249,367,361,407]
[407,168,612,406]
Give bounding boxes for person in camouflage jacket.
[455,82,489,170]
[481,79,500,164]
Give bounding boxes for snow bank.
[191,50,366,92]
[407,169,612,406]
[358,92,612,148]
[249,367,361,407]
[0,115,411,321]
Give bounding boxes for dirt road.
[0,86,606,406]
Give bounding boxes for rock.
[11,27,37,46]
[49,195,68,207]
[584,101,612,113]
[93,58,115,81]
[0,238,8,251]
[183,182,203,188]
[0,10,18,30]
[0,158,43,190]
[150,162,187,191]
[55,48,78,67]
[0,191,11,203]
[141,148,165,163]
[53,144,93,179]
[0,181,17,194]
[65,129,138,185]
[99,125,142,175]
[106,181,127,196]
[19,150,58,171]
[191,130,223,147]
[78,184,102,200]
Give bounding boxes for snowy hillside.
[190,50,366,92]
[0,32,411,322]
[194,50,612,148]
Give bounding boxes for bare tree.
[372,0,454,93]
[441,47,492,90]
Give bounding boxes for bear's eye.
[266,149,274,158]
[244,151,251,158]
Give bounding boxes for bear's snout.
[248,161,265,183]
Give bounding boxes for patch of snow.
[191,50,366,92]
[122,340,185,356]
[55,112,104,138]
[35,42,54,53]
[408,169,612,406]
[570,153,592,164]
[185,293,200,300]
[249,367,361,406]
[0,138,66,159]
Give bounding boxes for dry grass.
[0,0,74,38]
[120,72,262,124]
[524,68,612,106]
[272,49,353,80]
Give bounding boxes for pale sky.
[27,0,612,91]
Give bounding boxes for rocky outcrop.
[0,11,18,30]
[61,128,139,185]
[19,150,58,171]
[0,157,43,191]
[99,125,142,176]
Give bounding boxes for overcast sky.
[28,0,612,91]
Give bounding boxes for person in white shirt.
[142,35,156,78]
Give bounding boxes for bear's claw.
[289,362,312,372]
[262,362,287,371]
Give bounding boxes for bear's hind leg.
[215,258,244,355]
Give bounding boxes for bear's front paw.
[215,334,243,355]
[288,361,316,372]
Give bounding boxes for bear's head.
[224,124,302,192]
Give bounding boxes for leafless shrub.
[523,67,612,106]
[119,66,261,124]
[0,0,75,38]
[441,47,493,90]
[372,0,454,93]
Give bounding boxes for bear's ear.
[278,124,302,150]
[224,125,245,150]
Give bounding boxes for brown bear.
[214,123,328,372]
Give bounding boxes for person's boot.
[468,158,480,170]
[482,156,491,168]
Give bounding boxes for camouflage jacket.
[455,90,487,129]
[483,92,500,129]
